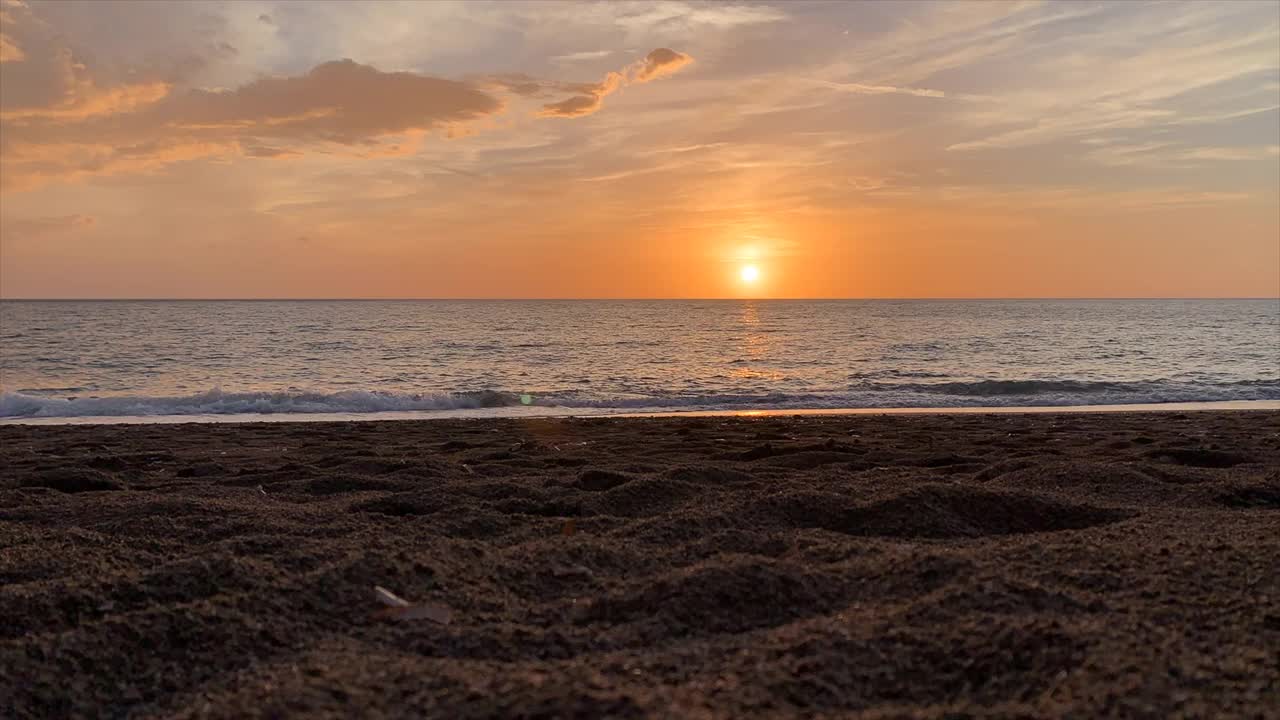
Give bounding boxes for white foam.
[0,388,519,418]
[2,377,1278,421]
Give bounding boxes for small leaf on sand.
[372,585,452,624]
[374,585,411,608]
[552,564,593,580]
[561,519,576,536]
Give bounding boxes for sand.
[2,411,1278,718]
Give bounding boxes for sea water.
[1,299,1277,421]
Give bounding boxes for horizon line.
[1,296,1277,302]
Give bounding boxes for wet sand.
[2,412,1278,718]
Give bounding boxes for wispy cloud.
[941,3,1280,151]
[804,79,948,99]
[0,33,22,62]
[540,47,693,118]
[551,49,614,63]
[1085,142,1280,167]
[612,2,786,32]
[3,212,94,237]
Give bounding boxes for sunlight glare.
[739,264,761,284]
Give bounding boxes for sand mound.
[351,491,453,517]
[754,617,1090,711]
[1147,447,1253,468]
[759,451,866,470]
[1217,482,1280,509]
[580,557,843,638]
[729,440,864,462]
[338,457,421,475]
[663,465,754,485]
[831,484,1132,538]
[86,455,130,471]
[574,469,635,491]
[583,478,701,518]
[301,475,412,495]
[973,458,1045,481]
[982,459,1201,506]
[743,490,849,530]
[16,468,125,493]
[175,462,225,478]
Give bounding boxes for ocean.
[1,299,1277,421]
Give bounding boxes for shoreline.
[2,398,1278,425]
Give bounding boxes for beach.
[2,410,1278,718]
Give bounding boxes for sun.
[739,264,761,284]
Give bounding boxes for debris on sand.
[372,585,452,624]
[561,518,577,536]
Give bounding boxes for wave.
[2,378,1278,419]
[0,388,522,418]
[882,379,1143,396]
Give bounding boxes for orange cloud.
[0,139,242,191]
[0,2,23,63]
[156,60,501,143]
[631,48,693,83]
[1,80,170,121]
[1,56,506,190]
[0,1,688,191]
[539,71,624,118]
[0,0,510,189]
[3,213,94,237]
[540,48,693,118]
[0,32,22,62]
[242,145,302,159]
[479,73,601,98]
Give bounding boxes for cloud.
[1,78,170,121]
[1177,145,1280,162]
[0,33,21,62]
[642,142,730,155]
[807,79,947,99]
[934,3,1280,151]
[540,71,625,118]
[1083,141,1280,167]
[3,213,94,237]
[0,1,22,62]
[479,73,599,99]
[613,2,786,32]
[243,145,301,159]
[0,1,695,190]
[631,47,694,83]
[1,49,505,189]
[933,186,1256,212]
[156,60,502,142]
[540,48,693,118]
[552,50,614,63]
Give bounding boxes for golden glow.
[1,1,1277,299]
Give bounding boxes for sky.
[0,0,1277,299]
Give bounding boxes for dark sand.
[2,412,1278,719]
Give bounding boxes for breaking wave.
[0,389,520,419]
[2,378,1278,419]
